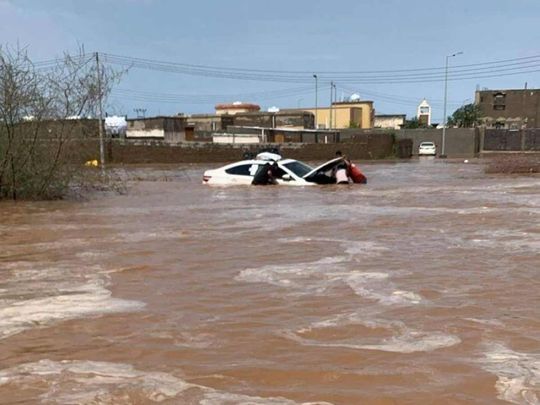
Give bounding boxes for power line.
[31,51,540,84]
[99,52,540,84]
[100,52,540,75]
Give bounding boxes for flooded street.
[0,159,539,405]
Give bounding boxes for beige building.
[374,114,406,130]
[292,100,374,129]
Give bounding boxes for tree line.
[0,46,123,200]
[403,103,483,129]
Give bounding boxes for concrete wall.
[127,128,165,138]
[482,128,540,151]
[107,135,394,164]
[213,134,262,144]
[16,119,100,139]
[396,128,479,157]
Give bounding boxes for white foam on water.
[354,331,461,353]
[111,230,186,243]
[456,229,540,255]
[0,360,333,405]
[237,259,422,306]
[76,251,111,259]
[239,238,421,306]
[173,332,216,349]
[0,277,145,340]
[464,318,505,327]
[283,313,460,354]
[481,343,540,405]
[343,272,423,305]
[235,256,348,292]
[280,237,390,259]
[0,262,145,340]
[344,240,390,257]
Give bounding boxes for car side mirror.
[282,174,292,181]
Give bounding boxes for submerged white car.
[202,153,345,186]
[418,141,437,156]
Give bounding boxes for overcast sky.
[1,0,539,121]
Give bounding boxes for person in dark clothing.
[251,162,277,185]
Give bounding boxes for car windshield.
[282,160,313,177]
[420,142,434,147]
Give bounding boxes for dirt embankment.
[485,155,540,174]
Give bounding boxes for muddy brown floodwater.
[0,158,539,405]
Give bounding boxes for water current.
[0,158,538,404]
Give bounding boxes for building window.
[493,92,506,110]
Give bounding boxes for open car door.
[302,157,344,184]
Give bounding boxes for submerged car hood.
[302,157,344,180]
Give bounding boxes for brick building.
[475,88,540,129]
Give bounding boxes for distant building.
[374,114,406,130]
[187,111,313,131]
[475,88,540,129]
[292,98,374,129]
[233,111,314,129]
[186,114,233,133]
[215,101,261,115]
[126,116,190,143]
[417,99,431,126]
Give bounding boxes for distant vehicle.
[202,153,365,186]
[418,141,437,156]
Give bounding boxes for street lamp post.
[441,51,463,158]
[313,74,318,129]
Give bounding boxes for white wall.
[374,116,405,130]
[126,129,165,138]
[213,134,261,144]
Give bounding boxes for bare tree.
[0,45,124,200]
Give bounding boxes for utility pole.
[313,74,318,129]
[332,82,337,129]
[441,51,463,158]
[330,81,334,129]
[134,108,147,118]
[96,52,105,174]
